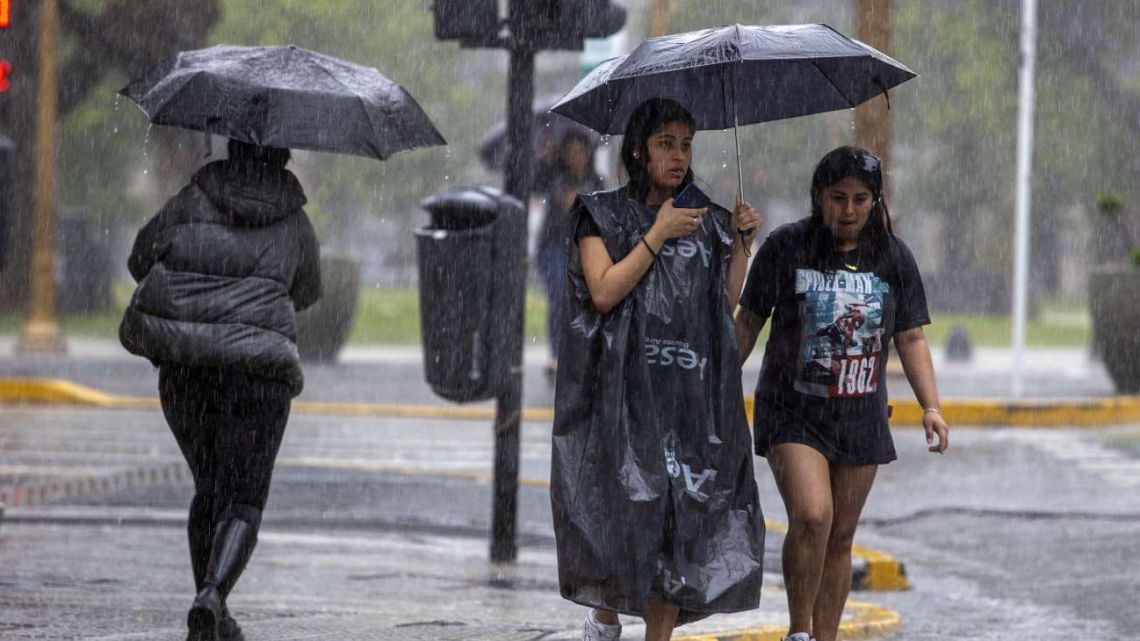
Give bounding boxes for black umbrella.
[477,95,600,172]
[551,24,917,198]
[120,44,446,161]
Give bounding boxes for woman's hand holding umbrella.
[732,196,763,254]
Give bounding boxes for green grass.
[926,300,1091,348]
[0,286,1093,349]
[0,283,132,337]
[335,286,554,346]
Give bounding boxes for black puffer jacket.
[119,159,321,396]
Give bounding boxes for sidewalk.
[0,337,1131,640]
[2,339,1132,640]
[0,407,899,641]
[0,337,1131,427]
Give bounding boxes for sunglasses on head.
[855,150,881,175]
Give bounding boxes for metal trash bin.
[57,210,114,314]
[416,186,525,402]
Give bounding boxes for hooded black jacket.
[119,159,321,396]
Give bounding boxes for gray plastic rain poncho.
[550,187,764,622]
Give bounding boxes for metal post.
[491,3,535,563]
[17,0,65,354]
[1011,0,1037,398]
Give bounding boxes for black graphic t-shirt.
[739,219,929,455]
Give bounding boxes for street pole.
[1011,0,1037,398]
[491,1,535,564]
[17,0,65,355]
[855,0,893,189]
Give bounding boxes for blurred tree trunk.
[854,0,893,196]
[650,0,672,37]
[0,0,220,310]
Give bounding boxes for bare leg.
[812,464,877,641]
[768,443,834,638]
[594,609,619,625]
[643,600,680,641]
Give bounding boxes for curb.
[3,377,1139,427]
[673,598,900,641]
[0,461,188,507]
[268,462,911,593]
[763,520,907,592]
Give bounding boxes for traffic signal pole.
[491,22,535,563]
[431,0,626,565]
[17,0,65,355]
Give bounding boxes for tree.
[669,0,1140,310]
[208,1,507,251]
[0,0,221,308]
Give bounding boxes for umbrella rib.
[137,71,208,125]
[810,59,858,108]
[305,57,392,158]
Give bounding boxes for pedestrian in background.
[735,146,949,641]
[551,98,764,641]
[534,130,606,382]
[119,139,321,641]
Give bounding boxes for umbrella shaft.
[733,88,745,204]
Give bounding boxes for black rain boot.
[186,517,258,641]
[188,493,215,592]
[218,605,245,641]
[188,496,244,640]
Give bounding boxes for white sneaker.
[783,634,814,641]
[582,609,621,641]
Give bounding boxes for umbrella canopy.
[551,23,917,135]
[121,44,446,161]
[478,95,600,172]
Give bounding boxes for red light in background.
[0,60,10,92]
[0,0,9,28]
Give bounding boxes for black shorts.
[753,397,896,466]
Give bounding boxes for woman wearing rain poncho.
[550,98,766,641]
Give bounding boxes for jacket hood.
[192,159,307,225]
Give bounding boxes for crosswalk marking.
[1010,430,1140,487]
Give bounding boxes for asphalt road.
[3,405,1140,639]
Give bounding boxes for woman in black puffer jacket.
[120,139,321,641]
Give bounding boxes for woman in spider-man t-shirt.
[735,146,950,641]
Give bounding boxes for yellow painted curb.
[0,378,159,410]
[5,378,1138,427]
[850,543,909,591]
[744,394,1140,428]
[763,520,907,592]
[673,598,900,641]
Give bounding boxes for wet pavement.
[2,339,1139,639]
[0,407,798,640]
[0,338,1119,405]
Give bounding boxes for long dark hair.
[620,98,696,203]
[808,145,896,275]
